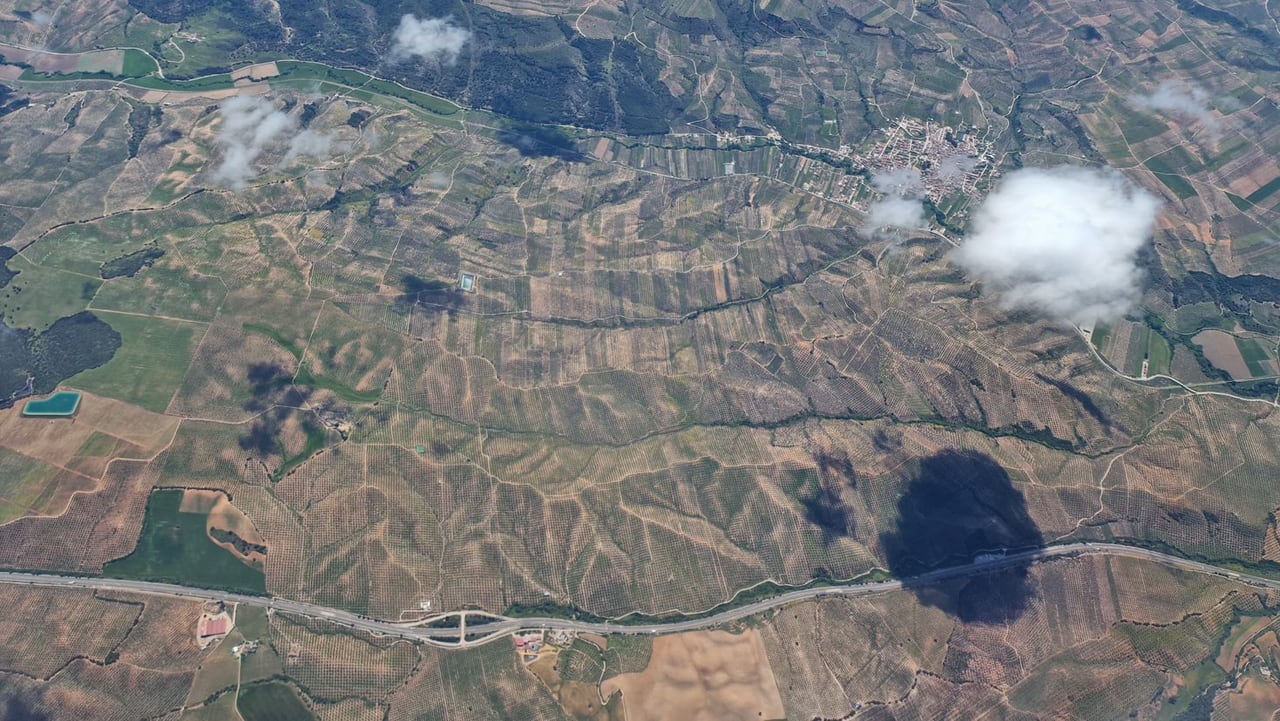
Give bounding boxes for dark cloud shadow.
[239,363,313,461]
[878,450,1043,624]
[396,274,465,318]
[801,450,858,543]
[0,686,49,721]
[1033,372,1114,430]
[871,428,903,453]
[496,123,586,162]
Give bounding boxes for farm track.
[0,543,1272,649]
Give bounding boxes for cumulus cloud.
[952,165,1161,325]
[1135,81,1220,136]
[388,15,470,64]
[30,10,52,26]
[211,96,335,189]
[863,167,927,237]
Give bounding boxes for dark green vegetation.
[236,682,315,721]
[103,490,267,594]
[125,0,678,133]
[125,103,161,159]
[1247,175,1280,204]
[100,246,165,279]
[0,84,29,120]
[0,247,16,289]
[209,527,267,557]
[0,312,122,408]
[21,391,81,417]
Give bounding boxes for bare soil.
[600,630,785,721]
[1193,330,1251,379]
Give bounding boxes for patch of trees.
[1176,270,1280,311]
[100,246,165,279]
[0,83,28,118]
[0,247,16,289]
[210,527,267,557]
[128,0,283,42]
[0,312,122,407]
[126,103,161,159]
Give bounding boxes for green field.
[67,314,201,413]
[237,682,314,721]
[121,48,160,77]
[1146,331,1173,376]
[128,73,236,92]
[273,61,460,115]
[104,489,267,594]
[0,449,60,523]
[1247,175,1280,205]
[1226,192,1253,212]
[1091,323,1111,352]
[1236,338,1272,377]
[1144,156,1198,199]
[0,254,100,331]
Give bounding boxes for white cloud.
[426,171,451,190]
[952,165,1161,325]
[30,10,52,26]
[871,167,923,196]
[211,96,336,189]
[284,129,334,163]
[862,167,927,237]
[1135,81,1221,137]
[865,195,927,234]
[388,15,470,64]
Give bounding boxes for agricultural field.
[0,0,1273,716]
[16,552,1274,720]
[758,553,1280,720]
[601,630,784,721]
[103,489,267,594]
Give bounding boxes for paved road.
[0,543,1272,648]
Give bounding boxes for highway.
[0,543,1273,648]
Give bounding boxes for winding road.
[0,543,1272,648]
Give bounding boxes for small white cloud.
[1135,81,1221,137]
[863,167,928,238]
[388,15,470,64]
[30,10,52,26]
[426,171,451,190]
[865,195,927,233]
[211,96,338,190]
[952,165,1161,325]
[871,167,924,196]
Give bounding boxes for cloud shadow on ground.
[878,449,1043,624]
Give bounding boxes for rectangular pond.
[22,391,82,417]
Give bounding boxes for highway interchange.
[0,542,1276,648]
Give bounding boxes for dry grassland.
[602,630,784,721]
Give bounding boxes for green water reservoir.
[21,391,81,417]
